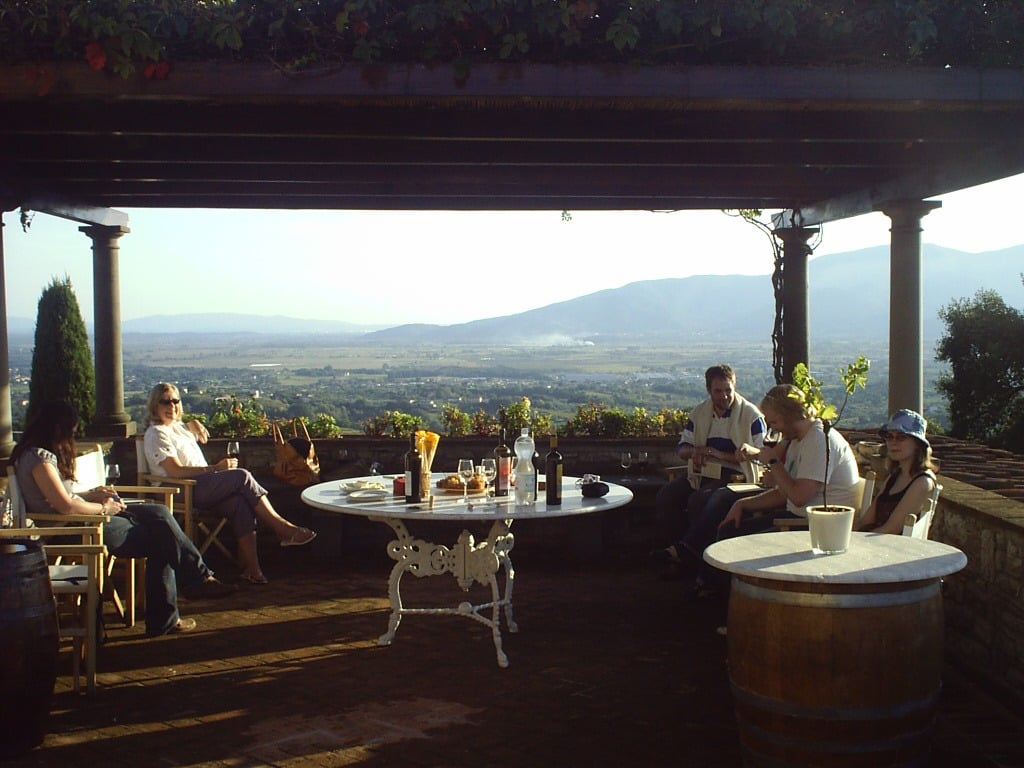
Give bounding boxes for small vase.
[807,505,855,554]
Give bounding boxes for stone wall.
[930,476,1024,708]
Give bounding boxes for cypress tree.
[26,276,95,433]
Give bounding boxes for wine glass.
[480,458,497,497]
[226,441,240,461]
[457,458,475,503]
[637,450,648,476]
[620,452,632,475]
[106,463,120,486]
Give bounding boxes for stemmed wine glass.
[226,441,240,461]
[480,458,497,498]
[457,458,475,504]
[620,452,633,475]
[637,450,648,476]
[106,462,120,486]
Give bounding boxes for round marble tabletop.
[301,475,633,522]
[704,531,967,585]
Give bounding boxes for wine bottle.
[404,434,421,503]
[545,435,563,505]
[493,428,511,497]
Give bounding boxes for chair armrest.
[664,465,687,481]
[773,518,810,531]
[29,512,112,525]
[0,525,103,539]
[44,543,107,557]
[140,472,197,488]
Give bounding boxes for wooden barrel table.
[704,531,967,768]
[0,540,60,758]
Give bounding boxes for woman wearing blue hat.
[858,409,938,534]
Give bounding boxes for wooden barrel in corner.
[0,540,60,759]
[727,575,944,768]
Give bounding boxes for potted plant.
[791,356,870,553]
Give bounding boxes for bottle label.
[495,456,511,496]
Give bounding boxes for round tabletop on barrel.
[704,530,967,584]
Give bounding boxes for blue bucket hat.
[879,409,929,448]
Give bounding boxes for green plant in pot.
[790,356,870,553]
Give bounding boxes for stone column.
[772,226,818,382]
[80,224,136,438]
[0,215,14,458]
[878,200,941,415]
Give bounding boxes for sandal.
[280,528,316,548]
[240,573,269,585]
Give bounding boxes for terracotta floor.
[6,523,1024,768]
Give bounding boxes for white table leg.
[371,516,516,667]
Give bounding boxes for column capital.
[78,223,131,240]
[875,199,942,222]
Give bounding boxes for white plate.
[347,488,390,501]
[342,480,386,493]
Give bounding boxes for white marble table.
[703,531,967,766]
[301,475,632,667]
[704,530,967,585]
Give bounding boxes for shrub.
[26,276,95,433]
[207,395,269,438]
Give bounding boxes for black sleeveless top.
[868,470,936,531]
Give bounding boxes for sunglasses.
[159,398,181,406]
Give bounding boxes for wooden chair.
[902,482,943,540]
[774,471,877,531]
[135,437,238,565]
[1,477,106,694]
[71,446,172,626]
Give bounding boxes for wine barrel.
[0,540,59,759]
[727,575,944,768]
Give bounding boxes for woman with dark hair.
[12,401,234,636]
[142,383,315,586]
[857,409,938,534]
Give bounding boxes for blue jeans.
[103,504,212,635]
[678,487,794,592]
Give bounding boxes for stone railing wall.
[103,435,1024,709]
[928,476,1024,708]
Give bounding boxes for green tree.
[26,276,95,432]
[936,289,1024,450]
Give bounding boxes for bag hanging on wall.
[271,420,321,486]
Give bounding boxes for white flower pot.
[807,505,855,554]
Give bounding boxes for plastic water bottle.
[514,428,536,506]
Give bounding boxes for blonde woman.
[857,409,937,534]
[720,383,861,533]
[143,383,315,585]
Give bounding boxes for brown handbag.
[271,420,321,486]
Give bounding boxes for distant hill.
[365,243,1024,345]
[5,245,1021,345]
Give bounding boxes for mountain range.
[6,244,1022,344]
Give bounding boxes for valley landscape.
[7,244,1020,433]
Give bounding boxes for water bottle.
[514,428,536,506]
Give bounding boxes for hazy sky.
[3,173,1023,327]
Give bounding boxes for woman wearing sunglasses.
[143,383,315,585]
[857,409,938,534]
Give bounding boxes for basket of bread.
[436,473,486,493]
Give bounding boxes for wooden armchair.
[1,477,106,694]
[135,437,237,565]
[774,471,877,531]
[902,482,943,539]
